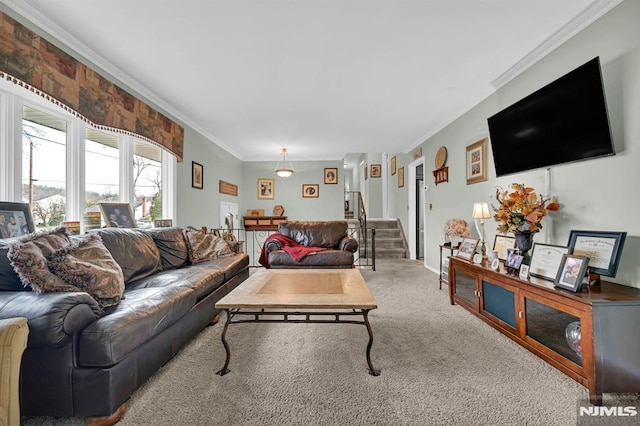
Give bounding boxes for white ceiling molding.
[491,0,623,89]
[2,0,244,160]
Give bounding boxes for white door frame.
[407,156,425,262]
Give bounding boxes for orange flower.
[492,183,558,234]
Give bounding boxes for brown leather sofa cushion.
[146,227,190,269]
[126,266,225,301]
[268,250,354,269]
[277,220,348,248]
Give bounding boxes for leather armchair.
[265,220,358,269]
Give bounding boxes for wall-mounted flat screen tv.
[488,57,614,177]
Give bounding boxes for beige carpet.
[23,259,637,425]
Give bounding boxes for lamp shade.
[471,202,492,219]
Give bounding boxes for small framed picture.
[398,167,405,188]
[455,237,479,261]
[370,164,381,178]
[519,264,530,280]
[100,203,136,228]
[302,184,319,198]
[506,252,524,270]
[490,258,500,271]
[466,137,488,185]
[154,219,173,228]
[0,202,35,238]
[391,156,397,175]
[192,161,203,189]
[555,254,590,293]
[257,178,275,200]
[324,168,338,184]
[473,253,482,264]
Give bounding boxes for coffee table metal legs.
[215,309,232,376]
[215,308,379,376]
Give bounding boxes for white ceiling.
[5,0,617,164]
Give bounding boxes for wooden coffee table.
[214,268,380,376]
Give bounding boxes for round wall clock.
[435,146,447,169]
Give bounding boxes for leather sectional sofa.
[264,220,358,268]
[0,226,249,421]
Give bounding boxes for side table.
[439,244,455,290]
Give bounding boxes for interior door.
[416,164,424,260]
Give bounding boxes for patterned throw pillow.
[48,233,125,310]
[7,226,74,292]
[182,226,234,264]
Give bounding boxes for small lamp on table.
[471,202,492,259]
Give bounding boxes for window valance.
[0,12,184,161]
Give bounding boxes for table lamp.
[471,202,492,259]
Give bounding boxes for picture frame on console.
[529,243,570,281]
[554,254,590,292]
[493,235,515,261]
[154,219,173,228]
[0,202,35,238]
[567,230,626,277]
[100,203,136,228]
[455,237,479,261]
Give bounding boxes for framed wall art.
[257,178,275,200]
[100,203,136,228]
[302,184,319,198]
[466,137,488,185]
[567,230,626,277]
[370,164,381,178]
[324,168,338,184]
[391,156,397,175]
[0,202,35,238]
[192,161,203,189]
[398,167,405,188]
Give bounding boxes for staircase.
[364,219,408,259]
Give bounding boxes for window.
[22,106,67,229]
[86,129,120,204]
[133,141,162,227]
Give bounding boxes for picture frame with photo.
[0,202,35,238]
[391,156,397,175]
[370,164,381,178]
[324,168,338,184]
[519,264,530,280]
[493,235,516,261]
[529,243,570,281]
[302,184,319,198]
[154,219,173,228]
[192,161,203,189]
[99,203,136,228]
[257,178,275,200]
[567,230,626,277]
[398,167,405,188]
[554,254,590,293]
[466,137,488,185]
[455,237,479,261]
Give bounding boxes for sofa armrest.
[0,291,101,348]
[265,238,284,252]
[339,235,359,253]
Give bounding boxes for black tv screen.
[488,57,614,177]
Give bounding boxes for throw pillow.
[7,226,74,292]
[48,233,125,310]
[182,226,234,264]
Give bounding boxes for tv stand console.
[448,257,640,405]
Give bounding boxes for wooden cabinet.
[448,257,640,405]
[243,216,287,231]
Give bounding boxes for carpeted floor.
[22,259,638,425]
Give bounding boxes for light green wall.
[242,161,345,221]
[365,153,383,218]
[390,0,640,287]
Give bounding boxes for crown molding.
[491,0,624,89]
[1,0,243,160]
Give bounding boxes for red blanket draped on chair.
[259,234,327,268]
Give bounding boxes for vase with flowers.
[492,183,560,260]
[443,218,470,248]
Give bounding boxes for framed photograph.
[455,237,479,261]
[154,219,173,228]
[257,178,275,200]
[493,235,516,261]
[0,202,35,238]
[529,243,570,281]
[506,252,524,270]
[370,164,381,178]
[567,230,627,277]
[473,253,482,264]
[490,258,500,271]
[192,161,203,189]
[99,203,136,228]
[466,137,488,185]
[555,254,589,292]
[398,167,405,188]
[302,184,319,198]
[519,264,530,280]
[391,156,397,175]
[324,168,338,184]
[364,163,368,180]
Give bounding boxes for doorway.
[416,164,424,260]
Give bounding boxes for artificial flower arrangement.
[443,218,470,241]
[492,183,560,234]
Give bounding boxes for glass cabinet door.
[524,296,583,366]
[481,280,516,330]
[453,268,477,308]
